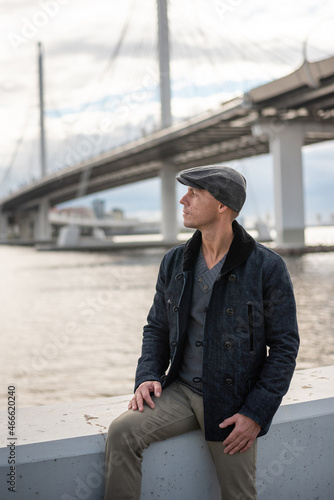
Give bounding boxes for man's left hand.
[219,414,261,455]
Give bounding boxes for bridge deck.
[1,56,334,212]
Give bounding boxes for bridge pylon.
[161,162,178,244]
[0,210,8,241]
[157,0,179,243]
[253,121,306,246]
[34,197,51,242]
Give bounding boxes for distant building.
[55,206,94,218]
[110,208,124,221]
[92,199,105,219]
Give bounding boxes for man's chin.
[183,221,196,229]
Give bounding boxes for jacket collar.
[183,220,255,273]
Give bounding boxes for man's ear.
[218,203,227,213]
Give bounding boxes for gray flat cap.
[177,165,246,213]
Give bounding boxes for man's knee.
[106,410,145,455]
[107,411,131,446]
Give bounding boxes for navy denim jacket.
[135,221,299,441]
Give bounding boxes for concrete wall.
[1,366,334,500]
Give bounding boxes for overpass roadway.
[1,55,334,244]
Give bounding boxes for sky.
[0,0,334,225]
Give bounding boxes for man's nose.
[179,194,187,205]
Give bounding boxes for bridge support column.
[35,197,51,241]
[271,125,305,245]
[253,122,305,246]
[0,211,8,241]
[161,163,178,243]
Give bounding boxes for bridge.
[1,0,333,246]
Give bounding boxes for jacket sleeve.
[239,254,300,433]
[134,254,171,391]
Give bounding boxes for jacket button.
[225,378,234,386]
[195,340,203,347]
[224,341,233,349]
[192,377,202,383]
[228,274,237,282]
[173,306,179,312]
[226,308,234,315]
[175,273,183,281]
[170,340,177,346]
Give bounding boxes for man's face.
[179,186,222,230]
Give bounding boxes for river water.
[1,227,334,410]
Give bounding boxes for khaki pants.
[104,381,257,500]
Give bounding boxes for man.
[104,165,299,500]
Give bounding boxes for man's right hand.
[128,381,162,412]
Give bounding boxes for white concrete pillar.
[270,125,305,245]
[161,162,178,243]
[57,225,80,247]
[0,211,8,240]
[34,197,51,241]
[252,122,305,246]
[16,212,34,240]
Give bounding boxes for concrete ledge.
[1,366,334,500]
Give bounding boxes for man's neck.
[200,223,234,270]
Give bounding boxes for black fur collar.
[183,220,255,274]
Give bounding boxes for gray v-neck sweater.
[177,250,226,394]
